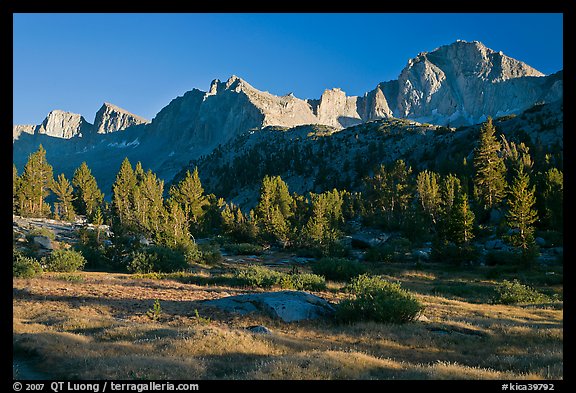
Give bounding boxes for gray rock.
[485,239,506,250]
[204,291,335,323]
[33,236,53,250]
[412,250,430,260]
[535,237,546,247]
[246,325,272,334]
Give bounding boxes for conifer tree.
[138,169,165,235]
[446,191,475,245]
[255,175,294,245]
[303,190,343,252]
[540,167,563,231]
[159,199,191,248]
[500,135,534,181]
[505,165,539,257]
[440,174,462,214]
[201,194,225,235]
[365,160,413,228]
[18,145,53,217]
[13,164,20,214]
[72,162,104,221]
[473,117,507,212]
[112,158,137,227]
[93,207,104,242]
[169,167,207,231]
[416,170,441,225]
[51,173,75,221]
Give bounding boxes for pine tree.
[540,167,563,231]
[446,191,475,245]
[440,174,462,214]
[506,166,539,258]
[72,162,104,221]
[416,170,441,225]
[51,173,76,221]
[18,145,53,217]
[501,134,534,181]
[303,190,343,252]
[169,167,207,231]
[255,175,294,245]
[159,199,191,248]
[13,164,20,214]
[138,169,165,235]
[93,207,104,242]
[473,117,507,212]
[112,158,137,227]
[364,160,413,228]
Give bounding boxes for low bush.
[198,243,222,265]
[484,250,520,266]
[311,257,365,281]
[336,274,424,324]
[42,249,86,272]
[26,227,56,241]
[233,265,326,291]
[363,245,394,263]
[223,243,264,255]
[492,279,552,305]
[431,242,479,265]
[13,252,43,278]
[127,246,188,274]
[281,272,326,291]
[234,265,282,288]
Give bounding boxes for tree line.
[13,118,563,270]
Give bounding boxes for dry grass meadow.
[12,261,563,380]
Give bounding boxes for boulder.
[485,239,506,250]
[204,291,335,323]
[246,325,272,335]
[412,249,430,260]
[535,237,546,247]
[350,231,391,249]
[33,236,53,250]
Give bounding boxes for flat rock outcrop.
[204,290,335,322]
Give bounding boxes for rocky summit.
[13,103,148,142]
[12,40,562,197]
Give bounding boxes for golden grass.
[13,270,563,380]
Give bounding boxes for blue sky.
[13,13,563,125]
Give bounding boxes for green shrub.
[234,265,326,291]
[431,242,478,265]
[363,245,394,263]
[336,274,424,324]
[75,228,111,269]
[234,265,282,288]
[282,272,326,291]
[492,279,552,305]
[26,227,56,241]
[42,249,86,272]
[311,257,365,281]
[198,243,222,265]
[223,243,264,255]
[128,246,188,274]
[146,299,162,321]
[178,242,203,265]
[484,250,520,266]
[13,252,43,278]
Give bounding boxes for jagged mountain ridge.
[13,103,149,142]
[12,40,562,199]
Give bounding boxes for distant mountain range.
[13,40,563,198]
